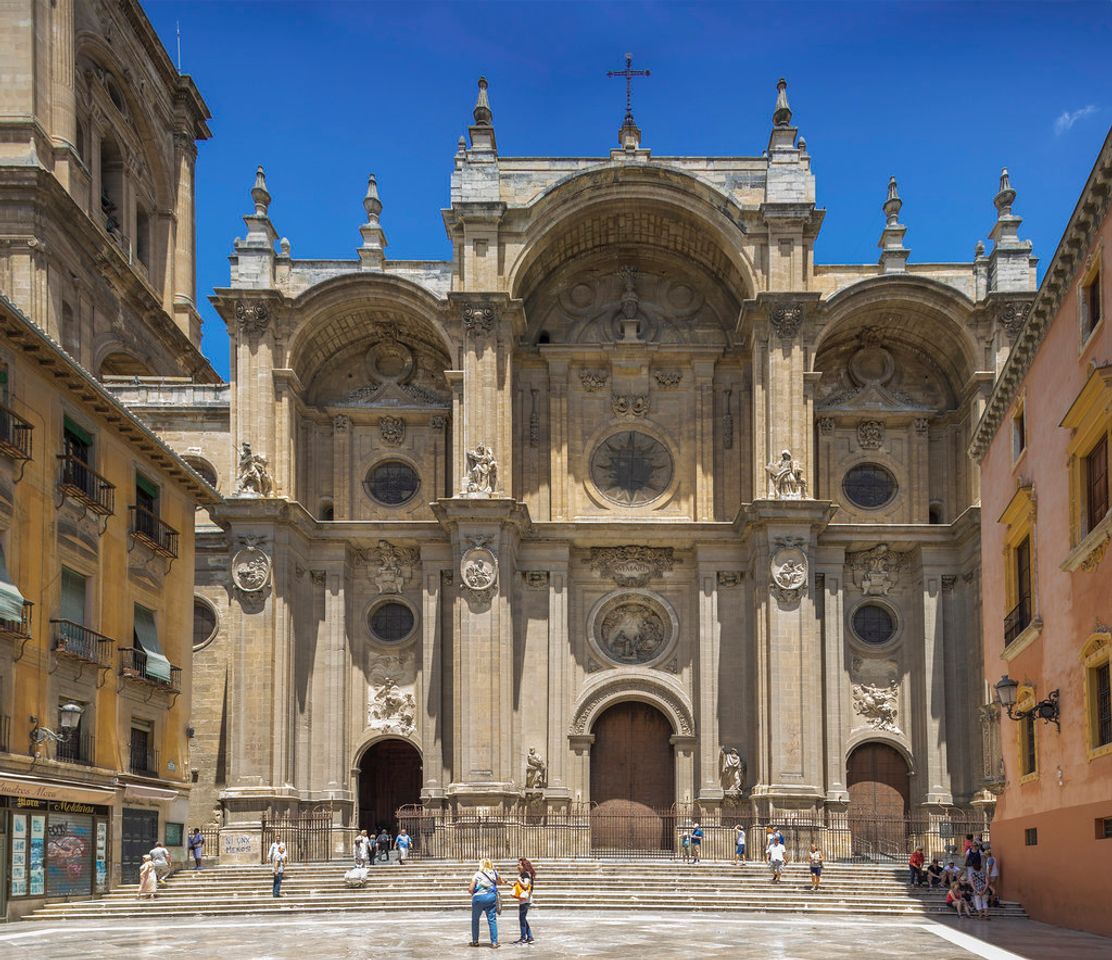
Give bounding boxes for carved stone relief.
[716,571,742,588]
[523,571,549,589]
[589,546,675,587]
[462,443,497,496]
[857,420,884,450]
[653,369,682,388]
[460,536,498,602]
[570,677,694,736]
[769,301,804,340]
[525,747,547,790]
[234,300,269,337]
[235,442,272,497]
[367,675,416,737]
[379,416,405,446]
[588,590,677,668]
[579,369,609,391]
[368,540,418,595]
[231,536,272,594]
[847,544,905,596]
[611,394,650,419]
[770,538,807,604]
[818,417,835,436]
[462,303,496,338]
[852,681,901,733]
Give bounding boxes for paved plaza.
[1,912,1110,960]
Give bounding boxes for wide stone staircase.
[25,858,1026,921]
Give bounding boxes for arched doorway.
[590,701,675,853]
[846,741,911,859]
[357,739,422,834]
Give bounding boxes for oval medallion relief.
[587,589,679,668]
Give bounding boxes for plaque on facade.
[588,545,675,587]
[590,431,673,506]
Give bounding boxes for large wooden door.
[358,740,422,835]
[846,742,910,859]
[590,701,674,852]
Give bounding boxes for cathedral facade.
[148,78,1036,855]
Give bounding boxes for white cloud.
[1054,104,1099,136]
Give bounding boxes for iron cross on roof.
[607,52,650,124]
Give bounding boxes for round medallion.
[460,546,498,592]
[590,431,673,507]
[587,590,678,668]
[231,544,271,593]
[365,340,415,383]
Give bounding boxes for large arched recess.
[283,272,455,392]
[507,164,757,314]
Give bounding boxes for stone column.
[672,736,697,806]
[695,557,723,803]
[693,359,716,521]
[419,547,451,804]
[332,415,351,519]
[50,0,77,186]
[815,546,849,807]
[227,302,277,497]
[545,548,571,799]
[547,359,568,520]
[916,548,954,807]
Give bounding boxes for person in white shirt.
[148,842,171,884]
[734,825,747,865]
[768,837,786,882]
[808,844,824,890]
[354,830,372,867]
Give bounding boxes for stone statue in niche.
[368,676,416,737]
[463,443,497,496]
[720,746,746,797]
[852,681,901,733]
[598,599,667,664]
[525,748,548,790]
[765,449,807,500]
[235,442,273,497]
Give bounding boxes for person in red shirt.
[908,847,926,887]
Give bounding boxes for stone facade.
[132,77,1036,853]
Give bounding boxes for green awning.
[133,605,171,682]
[63,416,93,447]
[136,473,160,500]
[0,544,26,624]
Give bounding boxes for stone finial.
[473,76,493,126]
[994,167,1016,217]
[986,165,1035,293]
[456,136,467,157]
[251,165,270,218]
[279,237,291,257]
[773,78,792,127]
[878,176,909,274]
[358,173,387,271]
[974,240,985,258]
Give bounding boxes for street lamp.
[29,702,84,753]
[993,675,1059,731]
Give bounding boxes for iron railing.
[56,731,96,767]
[129,505,179,559]
[128,741,160,777]
[261,812,337,864]
[0,600,33,641]
[51,619,115,667]
[393,805,992,864]
[119,646,181,692]
[0,403,33,462]
[57,454,116,516]
[1004,596,1031,648]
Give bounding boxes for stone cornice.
[970,126,1112,461]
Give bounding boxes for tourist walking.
[768,835,786,882]
[512,857,536,944]
[680,831,691,862]
[137,854,158,900]
[187,828,205,870]
[807,844,823,890]
[690,822,703,863]
[149,839,172,885]
[271,841,287,897]
[266,834,283,864]
[376,828,392,863]
[468,858,501,948]
[355,829,372,867]
[734,825,746,865]
[394,828,413,864]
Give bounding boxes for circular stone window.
[193,597,218,651]
[852,603,896,645]
[842,463,898,509]
[368,600,416,643]
[590,431,673,507]
[364,460,420,506]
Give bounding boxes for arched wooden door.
[846,742,910,859]
[358,739,422,835]
[590,701,675,853]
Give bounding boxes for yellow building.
[0,293,217,919]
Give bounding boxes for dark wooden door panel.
[359,739,422,835]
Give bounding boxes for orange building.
[972,127,1112,936]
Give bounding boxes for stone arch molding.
[349,732,423,777]
[845,730,916,776]
[570,675,694,737]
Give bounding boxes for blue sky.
[145,1,1112,380]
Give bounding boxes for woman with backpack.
[512,857,537,944]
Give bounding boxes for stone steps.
[25,859,1025,922]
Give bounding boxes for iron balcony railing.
[0,403,32,462]
[57,454,116,516]
[0,600,33,641]
[50,619,115,667]
[129,505,179,559]
[128,742,160,778]
[1004,596,1032,648]
[55,731,96,767]
[119,646,181,693]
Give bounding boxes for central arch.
[846,741,911,859]
[356,738,422,835]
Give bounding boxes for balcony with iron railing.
[1004,596,1032,649]
[129,505,179,559]
[0,403,33,462]
[55,731,96,767]
[128,741,160,778]
[50,619,115,667]
[119,646,181,693]
[0,600,33,642]
[57,455,116,516]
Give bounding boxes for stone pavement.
[1,912,1110,960]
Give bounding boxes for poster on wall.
[10,814,27,897]
[29,815,45,896]
[95,821,108,894]
[47,812,93,897]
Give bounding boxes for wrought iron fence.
[261,812,337,864]
[394,805,991,863]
